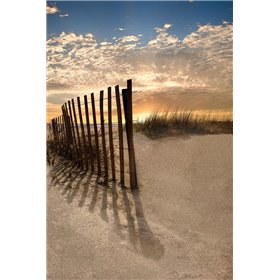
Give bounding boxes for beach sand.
[47,133,232,280]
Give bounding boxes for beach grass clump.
[134,110,233,138]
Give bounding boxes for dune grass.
[134,111,233,139]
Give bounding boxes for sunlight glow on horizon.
[46,2,232,122]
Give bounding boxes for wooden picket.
[49,79,138,189]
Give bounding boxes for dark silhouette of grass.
[134,110,233,139]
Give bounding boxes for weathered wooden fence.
[48,79,138,189]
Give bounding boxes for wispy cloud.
[59,13,69,18]
[117,35,140,43]
[117,27,125,31]
[163,23,172,29]
[155,23,172,33]
[46,4,60,14]
[148,24,179,49]
[47,23,232,112]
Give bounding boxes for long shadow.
[53,160,71,173]
[49,162,76,188]
[132,188,165,260]
[59,163,80,184]
[60,167,86,195]
[78,171,94,207]
[89,179,100,213]
[121,186,137,248]
[67,171,88,203]
[48,157,164,260]
[111,182,124,238]
[100,184,108,222]
[51,160,71,177]
[60,172,80,195]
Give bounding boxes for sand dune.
[47,133,232,279]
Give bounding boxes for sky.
[47,1,233,121]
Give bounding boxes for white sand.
[47,133,232,280]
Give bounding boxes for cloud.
[155,23,172,33]
[181,23,233,92]
[59,13,69,18]
[47,4,59,14]
[100,41,112,46]
[163,23,172,29]
[117,27,125,31]
[117,35,140,43]
[47,23,232,114]
[47,82,72,91]
[148,24,179,49]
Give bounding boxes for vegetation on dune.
[134,111,233,139]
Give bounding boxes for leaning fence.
[48,79,138,189]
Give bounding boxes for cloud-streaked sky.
[47,1,233,121]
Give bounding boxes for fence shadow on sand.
[48,158,165,260]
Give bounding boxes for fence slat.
[61,106,70,157]
[57,116,60,144]
[61,115,65,142]
[68,100,79,163]
[84,95,95,171]
[100,90,108,179]
[64,103,73,144]
[71,99,83,168]
[65,102,76,160]
[62,105,69,141]
[56,117,60,145]
[122,79,138,189]
[55,118,59,144]
[58,116,62,148]
[63,104,74,159]
[108,87,116,180]
[61,115,66,147]
[77,96,88,170]
[115,85,125,185]
[51,119,57,142]
[91,93,101,176]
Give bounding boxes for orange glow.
[46,101,233,124]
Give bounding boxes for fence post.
[65,102,76,160]
[61,105,70,157]
[51,119,57,142]
[55,118,59,145]
[60,115,65,142]
[100,90,108,179]
[61,115,66,150]
[115,85,125,185]
[71,99,83,169]
[68,100,79,164]
[57,117,60,144]
[84,95,95,171]
[63,104,73,144]
[108,87,116,181]
[91,93,101,176]
[122,79,138,189]
[63,104,75,159]
[77,96,88,170]
[58,116,62,151]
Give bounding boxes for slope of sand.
[47,133,232,280]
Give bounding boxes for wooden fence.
[48,79,138,189]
